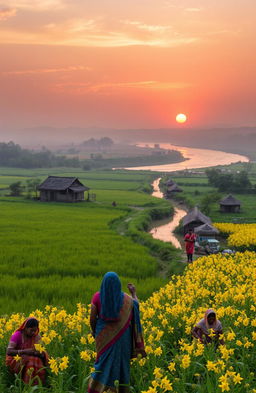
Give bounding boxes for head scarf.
[16,317,39,335]
[204,309,217,329]
[100,272,124,321]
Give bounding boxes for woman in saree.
[6,317,48,385]
[88,272,146,393]
[192,309,224,345]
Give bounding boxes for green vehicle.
[195,238,220,254]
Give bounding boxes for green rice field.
[0,168,175,315]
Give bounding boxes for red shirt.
[184,233,196,254]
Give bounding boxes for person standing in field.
[6,318,48,385]
[184,228,196,262]
[88,272,146,393]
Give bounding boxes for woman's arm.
[90,304,98,337]
[7,341,38,357]
[127,283,139,302]
[192,326,203,343]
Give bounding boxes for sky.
[0,0,256,136]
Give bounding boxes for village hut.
[219,194,241,213]
[194,223,219,242]
[165,183,183,198]
[182,206,211,234]
[165,178,175,186]
[38,176,89,202]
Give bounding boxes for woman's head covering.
[204,309,217,329]
[16,317,39,335]
[100,272,124,320]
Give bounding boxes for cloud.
[0,12,201,48]
[185,8,201,12]
[123,20,172,33]
[53,80,193,94]
[0,7,16,20]
[5,0,65,11]
[2,65,92,76]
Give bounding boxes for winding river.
[126,143,249,172]
[149,178,186,249]
[141,144,249,248]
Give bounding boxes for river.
[143,144,248,248]
[126,143,249,172]
[149,178,186,249]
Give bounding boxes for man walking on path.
[184,228,196,263]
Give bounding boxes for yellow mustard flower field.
[214,223,256,250]
[0,251,256,392]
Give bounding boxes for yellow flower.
[168,362,175,372]
[80,336,87,344]
[153,367,163,379]
[34,344,45,353]
[219,380,230,392]
[206,361,218,372]
[233,373,243,384]
[49,358,59,375]
[80,350,91,361]
[59,356,69,371]
[154,346,162,356]
[160,376,173,391]
[226,331,236,341]
[181,354,190,369]
[14,354,21,362]
[41,335,51,345]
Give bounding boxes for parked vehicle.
[195,238,220,255]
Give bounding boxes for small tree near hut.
[9,181,24,196]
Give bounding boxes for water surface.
[150,178,186,248]
[127,143,248,172]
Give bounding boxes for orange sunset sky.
[0,0,255,132]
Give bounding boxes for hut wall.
[39,190,84,202]
[220,205,240,213]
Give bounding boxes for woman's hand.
[127,283,136,296]
[21,348,41,356]
[127,283,139,301]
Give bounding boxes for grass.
[166,173,256,223]
[0,168,183,315]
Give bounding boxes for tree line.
[206,168,254,193]
[0,142,80,168]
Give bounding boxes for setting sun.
[176,113,187,123]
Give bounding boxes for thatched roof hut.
[183,206,211,233]
[194,223,219,236]
[165,183,183,198]
[220,194,241,213]
[38,176,89,202]
[165,179,175,186]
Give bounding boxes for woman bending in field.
[88,272,146,393]
[6,317,48,385]
[192,309,224,345]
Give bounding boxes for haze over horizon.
[0,0,256,143]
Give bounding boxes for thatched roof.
[38,176,89,192]
[183,206,211,226]
[167,183,183,192]
[220,194,241,206]
[165,179,175,186]
[194,223,219,235]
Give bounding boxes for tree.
[200,192,221,216]
[26,178,41,198]
[9,181,24,196]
